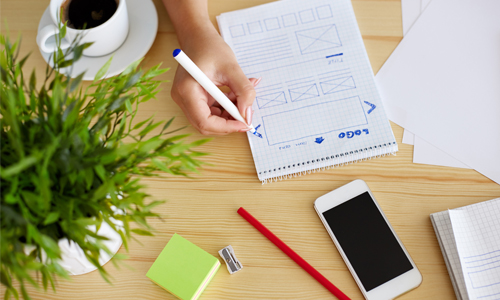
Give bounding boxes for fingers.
[225,70,260,125]
[225,77,261,100]
[175,79,250,135]
[171,60,263,135]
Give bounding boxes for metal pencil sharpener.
[218,245,243,274]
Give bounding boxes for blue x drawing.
[320,76,356,95]
[256,91,287,109]
[289,84,320,102]
[295,24,342,55]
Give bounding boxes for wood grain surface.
[2,0,499,299]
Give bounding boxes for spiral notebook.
[217,0,397,183]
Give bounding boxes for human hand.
[171,29,260,135]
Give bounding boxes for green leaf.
[189,138,211,148]
[125,99,132,113]
[144,200,164,211]
[60,22,67,39]
[94,56,113,81]
[124,71,142,89]
[43,212,60,225]
[0,155,39,178]
[122,58,143,75]
[18,52,31,68]
[39,235,60,258]
[151,158,173,174]
[132,115,153,130]
[20,283,31,300]
[160,117,174,134]
[138,138,163,153]
[29,69,36,91]
[58,59,74,68]
[72,44,84,62]
[69,72,84,93]
[82,42,93,49]
[20,191,43,210]
[131,229,154,236]
[4,194,18,204]
[107,96,129,111]
[138,120,163,137]
[85,168,94,189]
[94,165,107,181]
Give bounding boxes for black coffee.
[63,0,118,30]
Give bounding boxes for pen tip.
[173,49,181,57]
[252,131,263,138]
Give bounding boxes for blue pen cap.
[173,49,181,57]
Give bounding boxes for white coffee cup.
[36,0,129,57]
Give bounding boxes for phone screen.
[322,191,413,292]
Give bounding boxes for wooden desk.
[2,0,499,299]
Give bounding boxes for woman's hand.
[164,0,260,135]
[171,29,260,135]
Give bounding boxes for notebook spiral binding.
[260,142,398,184]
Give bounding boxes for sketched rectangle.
[299,9,315,24]
[282,13,297,27]
[320,76,356,94]
[264,18,280,31]
[256,91,287,109]
[316,5,333,19]
[295,24,342,55]
[247,21,263,34]
[288,84,319,102]
[468,265,500,289]
[230,25,245,38]
[262,96,367,145]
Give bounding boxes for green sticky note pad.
[146,233,220,300]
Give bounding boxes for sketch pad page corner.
[217,0,397,182]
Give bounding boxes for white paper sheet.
[400,0,420,145]
[399,2,472,169]
[399,0,471,170]
[401,0,421,36]
[449,199,500,300]
[217,0,397,182]
[402,129,415,145]
[413,136,469,169]
[376,0,500,185]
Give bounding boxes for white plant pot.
[58,220,123,275]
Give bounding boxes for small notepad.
[146,234,220,300]
[217,0,397,183]
[430,198,500,300]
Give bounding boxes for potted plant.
[0,28,209,299]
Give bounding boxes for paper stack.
[375,0,500,183]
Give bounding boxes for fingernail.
[254,77,262,86]
[238,128,252,132]
[245,107,253,125]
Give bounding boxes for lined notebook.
[217,0,397,183]
[430,198,500,300]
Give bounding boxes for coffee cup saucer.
[37,0,158,80]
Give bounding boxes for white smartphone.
[314,179,422,300]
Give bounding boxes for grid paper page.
[217,0,397,182]
[431,211,468,300]
[449,198,500,300]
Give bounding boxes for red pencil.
[237,207,351,300]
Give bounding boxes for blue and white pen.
[173,49,262,138]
